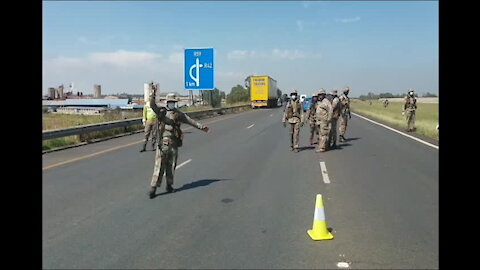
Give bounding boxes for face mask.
[167,102,176,110]
[291,95,297,100]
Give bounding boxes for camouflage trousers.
[406,110,416,130]
[289,122,301,149]
[309,123,318,141]
[150,137,178,188]
[328,118,338,146]
[143,120,158,148]
[339,115,349,136]
[317,120,330,150]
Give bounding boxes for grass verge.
[351,99,438,140]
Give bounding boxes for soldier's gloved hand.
[202,126,210,133]
[283,122,286,128]
[402,111,405,116]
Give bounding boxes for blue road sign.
[184,48,215,90]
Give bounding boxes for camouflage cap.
[318,89,326,95]
[290,89,298,95]
[166,93,178,102]
[312,92,318,97]
[331,89,338,95]
[343,87,350,93]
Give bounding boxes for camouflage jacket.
[283,100,304,124]
[306,102,317,124]
[331,96,341,119]
[315,98,332,124]
[404,96,417,112]
[339,94,350,117]
[149,94,204,141]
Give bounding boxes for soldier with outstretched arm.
[147,84,210,198]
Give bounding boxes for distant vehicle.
[303,97,312,112]
[249,75,278,109]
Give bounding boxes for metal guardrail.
[43,105,251,140]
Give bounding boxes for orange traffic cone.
[307,194,334,240]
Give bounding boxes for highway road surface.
[43,107,438,269]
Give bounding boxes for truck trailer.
[250,75,278,109]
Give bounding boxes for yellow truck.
[249,75,278,108]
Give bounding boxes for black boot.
[148,186,156,199]
[140,142,147,152]
[166,184,175,193]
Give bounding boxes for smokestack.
[48,88,56,99]
[94,84,101,98]
[57,85,64,99]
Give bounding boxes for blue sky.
[43,1,438,96]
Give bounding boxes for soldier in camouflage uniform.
[338,87,351,142]
[328,89,341,149]
[148,86,210,199]
[315,89,332,152]
[306,92,319,146]
[403,89,417,132]
[282,89,304,152]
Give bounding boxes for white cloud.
[227,50,249,60]
[336,17,361,23]
[272,49,322,60]
[297,20,304,32]
[167,52,183,64]
[227,49,320,61]
[49,56,84,67]
[88,50,162,67]
[272,49,306,60]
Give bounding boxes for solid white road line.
[247,124,255,129]
[176,159,192,169]
[319,161,331,184]
[351,112,439,150]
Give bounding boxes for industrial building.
[56,106,107,115]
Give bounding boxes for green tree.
[227,85,249,104]
[422,92,437,97]
[202,88,222,108]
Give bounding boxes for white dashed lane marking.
[319,161,331,184]
[176,159,192,169]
